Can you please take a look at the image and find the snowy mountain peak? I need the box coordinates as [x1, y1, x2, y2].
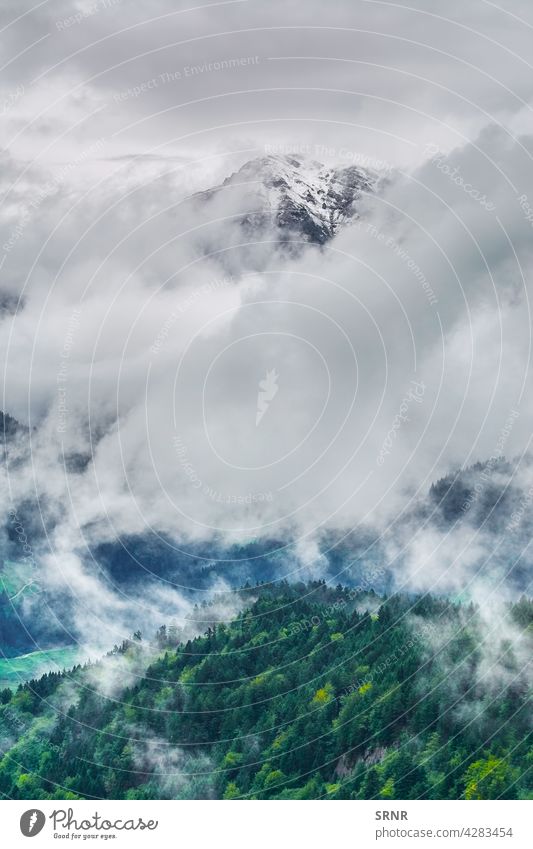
[198, 154, 377, 244]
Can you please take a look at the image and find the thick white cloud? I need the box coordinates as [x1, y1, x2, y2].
[1, 0, 533, 635]
[1, 124, 533, 550]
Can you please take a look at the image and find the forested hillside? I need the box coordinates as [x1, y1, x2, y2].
[1, 583, 531, 800]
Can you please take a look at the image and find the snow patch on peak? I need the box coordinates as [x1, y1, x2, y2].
[199, 154, 377, 244]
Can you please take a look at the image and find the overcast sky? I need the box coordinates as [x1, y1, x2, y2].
[1, 0, 533, 170]
[2, 0, 533, 567]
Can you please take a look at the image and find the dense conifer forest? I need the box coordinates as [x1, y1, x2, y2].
[1, 583, 531, 800]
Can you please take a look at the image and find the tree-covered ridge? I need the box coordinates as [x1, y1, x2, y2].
[0, 582, 531, 800]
